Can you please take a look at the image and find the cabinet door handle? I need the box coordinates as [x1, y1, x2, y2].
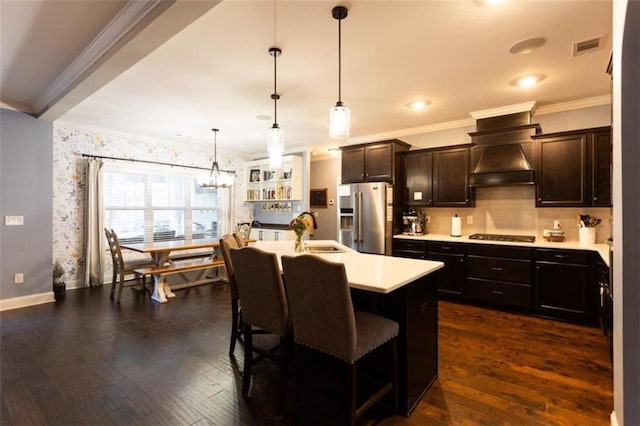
[491, 290, 504, 295]
[491, 267, 503, 271]
[594, 196, 598, 201]
[554, 254, 569, 259]
[440, 246, 451, 250]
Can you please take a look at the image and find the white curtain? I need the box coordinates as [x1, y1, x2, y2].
[84, 159, 104, 287]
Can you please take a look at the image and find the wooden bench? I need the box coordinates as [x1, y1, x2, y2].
[134, 258, 226, 291]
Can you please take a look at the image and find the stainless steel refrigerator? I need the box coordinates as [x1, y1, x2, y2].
[337, 182, 393, 255]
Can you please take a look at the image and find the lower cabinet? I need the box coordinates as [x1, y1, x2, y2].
[392, 239, 427, 259]
[534, 249, 597, 325]
[426, 242, 467, 299]
[466, 245, 532, 312]
[249, 228, 295, 241]
[393, 238, 601, 326]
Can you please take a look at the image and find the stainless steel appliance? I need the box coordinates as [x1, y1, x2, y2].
[469, 233, 536, 243]
[337, 182, 393, 255]
[402, 211, 425, 235]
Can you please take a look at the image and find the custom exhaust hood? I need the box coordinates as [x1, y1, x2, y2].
[468, 102, 541, 187]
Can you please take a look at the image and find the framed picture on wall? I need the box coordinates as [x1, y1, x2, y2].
[310, 188, 328, 208]
[249, 169, 260, 182]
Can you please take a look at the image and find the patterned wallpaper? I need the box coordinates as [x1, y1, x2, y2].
[53, 124, 252, 288]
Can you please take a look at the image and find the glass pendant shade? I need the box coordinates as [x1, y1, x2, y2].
[268, 125, 284, 169]
[329, 103, 351, 139]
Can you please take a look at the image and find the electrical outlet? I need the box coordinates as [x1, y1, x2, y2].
[466, 216, 473, 225]
[425, 215, 431, 224]
[14, 273, 24, 284]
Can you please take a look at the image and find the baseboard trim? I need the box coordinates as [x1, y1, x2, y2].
[611, 410, 618, 426]
[0, 291, 55, 312]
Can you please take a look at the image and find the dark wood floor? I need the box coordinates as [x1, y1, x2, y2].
[1, 281, 613, 425]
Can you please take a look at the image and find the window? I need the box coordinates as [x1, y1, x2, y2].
[103, 162, 231, 243]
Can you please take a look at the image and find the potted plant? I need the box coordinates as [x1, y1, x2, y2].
[53, 260, 66, 300]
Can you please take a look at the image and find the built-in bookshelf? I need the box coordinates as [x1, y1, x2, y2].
[245, 155, 302, 202]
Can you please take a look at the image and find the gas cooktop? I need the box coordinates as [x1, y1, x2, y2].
[469, 233, 536, 243]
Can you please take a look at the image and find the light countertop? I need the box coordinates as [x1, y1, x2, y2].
[394, 233, 610, 266]
[254, 240, 444, 294]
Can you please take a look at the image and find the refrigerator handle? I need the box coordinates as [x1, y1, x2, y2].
[357, 192, 364, 243]
[353, 192, 359, 243]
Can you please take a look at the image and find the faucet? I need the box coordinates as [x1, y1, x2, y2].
[299, 211, 318, 230]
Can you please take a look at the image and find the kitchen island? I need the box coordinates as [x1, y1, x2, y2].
[254, 240, 444, 415]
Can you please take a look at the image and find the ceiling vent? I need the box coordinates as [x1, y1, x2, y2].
[572, 36, 603, 57]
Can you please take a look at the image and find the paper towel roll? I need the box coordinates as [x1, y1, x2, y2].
[451, 214, 462, 237]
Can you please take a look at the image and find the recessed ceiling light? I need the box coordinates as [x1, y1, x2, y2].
[328, 148, 341, 156]
[407, 100, 430, 111]
[485, 0, 507, 5]
[511, 74, 545, 88]
[509, 37, 546, 54]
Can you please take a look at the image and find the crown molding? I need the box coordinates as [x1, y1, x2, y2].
[347, 117, 476, 145]
[469, 101, 538, 120]
[534, 95, 611, 116]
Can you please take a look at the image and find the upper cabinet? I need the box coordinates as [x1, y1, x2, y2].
[245, 155, 303, 202]
[341, 140, 410, 183]
[403, 145, 474, 207]
[432, 146, 473, 207]
[405, 150, 433, 206]
[533, 126, 611, 207]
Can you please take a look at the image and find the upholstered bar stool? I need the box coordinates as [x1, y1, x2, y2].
[282, 254, 399, 425]
[230, 246, 292, 419]
[219, 234, 243, 356]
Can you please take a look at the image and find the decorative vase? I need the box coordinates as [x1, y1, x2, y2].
[294, 234, 305, 253]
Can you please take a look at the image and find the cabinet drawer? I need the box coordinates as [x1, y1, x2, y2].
[467, 244, 532, 260]
[427, 242, 466, 255]
[393, 239, 427, 252]
[467, 278, 531, 311]
[535, 249, 590, 265]
[467, 256, 531, 284]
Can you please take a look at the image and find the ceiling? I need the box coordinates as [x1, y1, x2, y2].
[1, 0, 613, 158]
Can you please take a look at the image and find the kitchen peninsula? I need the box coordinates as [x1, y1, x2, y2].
[254, 240, 444, 415]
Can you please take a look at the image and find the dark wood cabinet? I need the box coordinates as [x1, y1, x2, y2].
[392, 238, 427, 259]
[402, 146, 473, 208]
[351, 273, 438, 415]
[340, 140, 410, 183]
[426, 242, 466, 299]
[534, 249, 597, 325]
[432, 147, 473, 207]
[466, 244, 532, 312]
[533, 126, 611, 207]
[591, 129, 612, 206]
[405, 150, 433, 206]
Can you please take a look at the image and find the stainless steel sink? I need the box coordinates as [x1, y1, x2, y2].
[305, 245, 345, 253]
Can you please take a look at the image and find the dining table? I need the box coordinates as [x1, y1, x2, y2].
[254, 239, 444, 415]
[120, 238, 220, 303]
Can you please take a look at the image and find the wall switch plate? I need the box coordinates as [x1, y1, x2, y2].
[467, 216, 473, 224]
[5, 216, 24, 226]
[14, 273, 24, 284]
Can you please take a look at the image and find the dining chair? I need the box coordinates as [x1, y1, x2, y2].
[281, 254, 399, 425]
[232, 232, 248, 247]
[219, 234, 242, 356]
[235, 222, 252, 243]
[229, 246, 291, 419]
[104, 228, 155, 303]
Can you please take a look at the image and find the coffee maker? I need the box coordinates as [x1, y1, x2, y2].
[402, 211, 425, 235]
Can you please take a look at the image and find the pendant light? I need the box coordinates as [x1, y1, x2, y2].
[268, 46, 284, 169]
[329, 5, 350, 140]
[202, 128, 233, 188]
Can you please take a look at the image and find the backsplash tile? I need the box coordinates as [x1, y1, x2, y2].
[417, 186, 611, 242]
